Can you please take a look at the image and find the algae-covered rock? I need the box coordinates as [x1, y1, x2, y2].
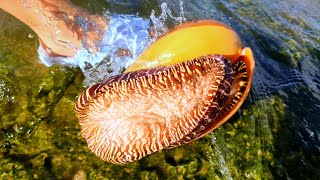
[211, 96, 286, 179]
[0, 64, 76, 153]
[0, 10, 291, 179]
[0, 10, 79, 179]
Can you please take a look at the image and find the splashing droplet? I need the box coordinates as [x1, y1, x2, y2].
[149, 2, 186, 38]
[28, 33, 34, 38]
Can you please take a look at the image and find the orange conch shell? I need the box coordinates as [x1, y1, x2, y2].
[125, 20, 243, 72]
[75, 20, 255, 164]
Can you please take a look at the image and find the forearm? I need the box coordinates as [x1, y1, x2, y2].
[0, 0, 106, 56]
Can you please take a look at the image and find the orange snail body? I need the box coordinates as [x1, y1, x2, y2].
[75, 20, 255, 164]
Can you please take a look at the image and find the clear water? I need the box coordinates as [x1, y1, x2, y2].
[0, 0, 319, 179]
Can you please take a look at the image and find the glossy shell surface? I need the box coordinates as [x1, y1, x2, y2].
[125, 20, 243, 72]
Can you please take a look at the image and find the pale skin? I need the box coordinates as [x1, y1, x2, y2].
[0, 0, 109, 57]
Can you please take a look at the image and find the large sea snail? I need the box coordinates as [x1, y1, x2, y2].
[75, 20, 255, 164]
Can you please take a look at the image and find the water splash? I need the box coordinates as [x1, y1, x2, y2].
[149, 1, 186, 39]
[211, 133, 233, 180]
[79, 2, 186, 86]
[81, 14, 151, 86]
[36, 1, 187, 86]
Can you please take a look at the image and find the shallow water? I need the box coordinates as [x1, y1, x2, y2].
[0, 0, 319, 179]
